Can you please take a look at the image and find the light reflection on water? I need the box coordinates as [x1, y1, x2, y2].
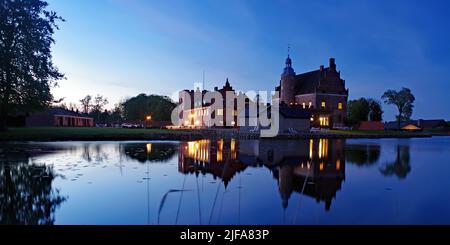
[1, 137, 450, 225]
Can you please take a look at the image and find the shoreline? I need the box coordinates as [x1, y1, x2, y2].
[0, 127, 445, 142]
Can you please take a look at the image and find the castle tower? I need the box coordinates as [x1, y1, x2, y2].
[280, 50, 296, 105]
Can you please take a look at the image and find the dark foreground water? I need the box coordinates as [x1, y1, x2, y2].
[1, 137, 450, 225]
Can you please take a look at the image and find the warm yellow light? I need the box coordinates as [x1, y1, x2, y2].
[338, 102, 343, 110]
[321, 101, 326, 108]
[146, 115, 152, 120]
[336, 159, 341, 170]
[320, 162, 324, 171]
[195, 120, 200, 126]
[310, 117, 314, 122]
[146, 143, 152, 154]
[302, 103, 306, 109]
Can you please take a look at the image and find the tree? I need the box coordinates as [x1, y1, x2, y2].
[91, 94, 108, 122]
[347, 98, 370, 125]
[368, 99, 383, 121]
[0, 0, 64, 130]
[79, 95, 92, 114]
[382, 87, 415, 129]
[347, 98, 384, 125]
[122, 94, 176, 121]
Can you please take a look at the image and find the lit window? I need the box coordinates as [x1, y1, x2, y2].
[217, 109, 223, 116]
[338, 102, 343, 110]
[319, 117, 329, 126]
[308, 102, 312, 108]
[302, 103, 306, 109]
[321, 101, 326, 108]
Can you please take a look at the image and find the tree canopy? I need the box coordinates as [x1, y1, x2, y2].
[347, 98, 383, 125]
[382, 87, 415, 129]
[122, 94, 176, 121]
[0, 0, 64, 130]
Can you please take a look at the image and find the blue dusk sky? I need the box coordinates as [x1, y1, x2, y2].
[47, 0, 450, 121]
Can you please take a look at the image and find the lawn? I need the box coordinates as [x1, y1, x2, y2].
[0, 127, 182, 141]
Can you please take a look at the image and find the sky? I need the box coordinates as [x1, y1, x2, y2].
[47, 0, 450, 121]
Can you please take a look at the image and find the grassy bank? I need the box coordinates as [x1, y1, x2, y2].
[0, 127, 192, 141]
[0, 127, 442, 142]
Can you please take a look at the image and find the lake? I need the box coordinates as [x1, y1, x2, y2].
[1, 137, 450, 225]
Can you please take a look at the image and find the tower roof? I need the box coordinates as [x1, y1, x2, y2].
[282, 46, 295, 76]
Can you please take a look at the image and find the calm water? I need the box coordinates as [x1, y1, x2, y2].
[1, 137, 450, 225]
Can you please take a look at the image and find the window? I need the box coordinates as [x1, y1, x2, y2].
[308, 102, 312, 108]
[217, 109, 223, 116]
[321, 101, 326, 108]
[302, 103, 306, 109]
[338, 102, 343, 110]
[319, 117, 329, 126]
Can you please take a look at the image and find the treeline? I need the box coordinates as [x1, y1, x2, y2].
[347, 87, 416, 128]
[54, 93, 176, 123]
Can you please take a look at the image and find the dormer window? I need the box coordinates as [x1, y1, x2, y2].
[321, 101, 326, 108]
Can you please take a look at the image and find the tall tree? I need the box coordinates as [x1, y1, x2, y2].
[0, 0, 64, 130]
[368, 99, 383, 122]
[79, 95, 92, 114]
[91, 94, 108, 122]
[347, 98, 370, 125]
[122, 94, 176, 121]
[382, 87, 415, 129]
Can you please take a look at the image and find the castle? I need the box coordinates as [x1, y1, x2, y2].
[276, 55, 349, 128]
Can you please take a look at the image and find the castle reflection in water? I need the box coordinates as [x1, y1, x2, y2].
[178, 138, 346, 211]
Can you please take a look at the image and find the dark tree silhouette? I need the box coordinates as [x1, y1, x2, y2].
[122, 94, 176, 121]
[382, 88, 415, 129]
[0, 162, 66, 225]
[346, 144, 381, 166]
[0, 0, 65, 130]
[379, 145, 411, 179]
[122, 143, 177, 163]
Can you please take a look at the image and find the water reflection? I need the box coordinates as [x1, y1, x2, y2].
[380, 145, 411, 179]
[179, 139, 248, 187]
[346, 144, 381, 167]
[179, 139, 346, 211]
[122, 143, 177, 163]
[0, 137, 428, 224]
[0, 155, 66, 225]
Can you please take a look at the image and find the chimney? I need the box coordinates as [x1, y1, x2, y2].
[320, 65, 324, 72]
[214, 86, 218, 91]
[329, 58, 336, 71]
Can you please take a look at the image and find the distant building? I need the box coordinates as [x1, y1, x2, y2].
[26, 108, 94, 127]
[178, 79, 251, 128]
[275, 55, 349, 129]
[357, 121, 385, 131]
[385, 119, 448, 131]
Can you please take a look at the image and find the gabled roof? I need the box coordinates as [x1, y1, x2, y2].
[294, 69, 327, 94]
[47, 108, 91, 118]
[358, 121, 385, 131]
